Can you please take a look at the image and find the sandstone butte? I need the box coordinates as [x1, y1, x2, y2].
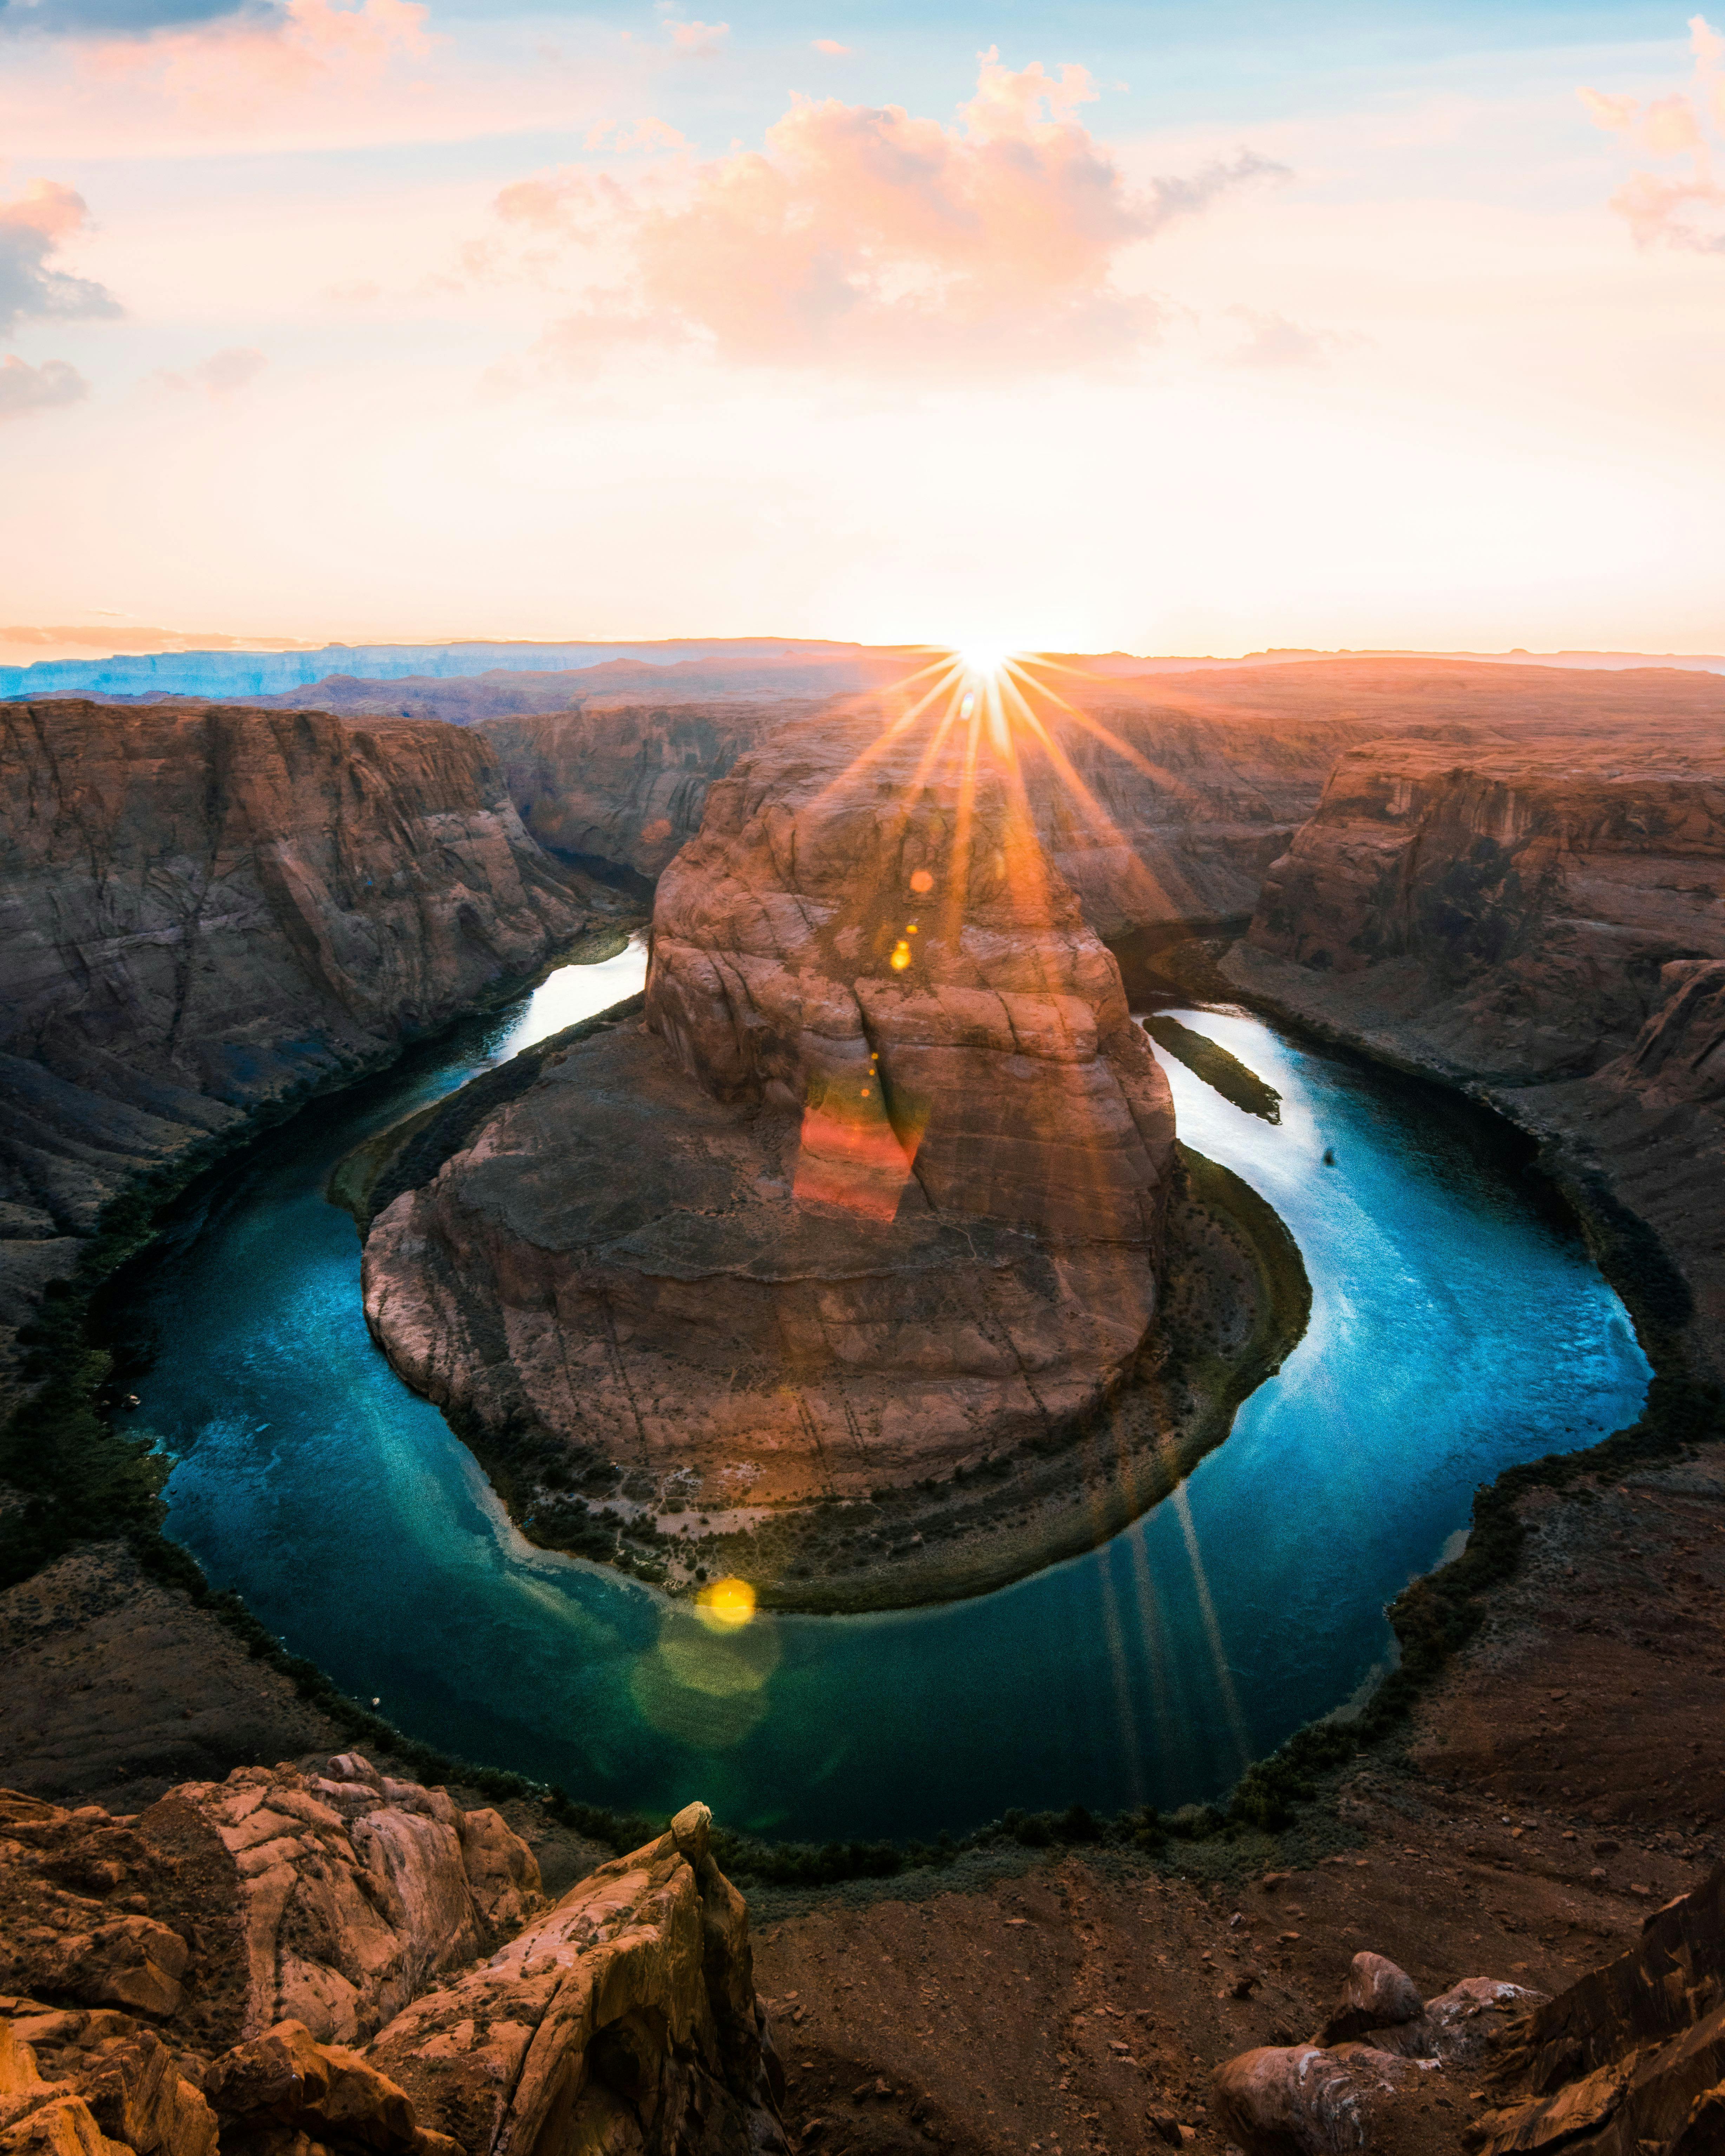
[0, 699, 616, 1407]
[360, 702, 1179, 1552]
[1223, 732, 1725, 1380]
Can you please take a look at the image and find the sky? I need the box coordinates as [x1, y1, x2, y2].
[1, 1, 1722, 656]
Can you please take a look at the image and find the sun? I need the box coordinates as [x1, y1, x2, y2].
[955, 642, 1014, 680]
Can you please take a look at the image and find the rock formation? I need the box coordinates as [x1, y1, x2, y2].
[1226, 735, 1725, 1377]
[0, 1768, 783, 2156]
[0, 700, 611, 1403]
[1470, 1860, 1725, 2155]
[1212, 1946, 1550, 2154]
[361, 701, 1179, 1598]
[480, 704, 804, 882]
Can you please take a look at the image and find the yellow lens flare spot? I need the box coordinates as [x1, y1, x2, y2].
[889, 939, 913, 972]
[909, 869, 934, 894]
[694, 1575, 757, 1631]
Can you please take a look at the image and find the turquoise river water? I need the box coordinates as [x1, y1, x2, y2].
[122, 941, 1650, 1841]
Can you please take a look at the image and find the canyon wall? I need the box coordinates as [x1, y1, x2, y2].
[1226, 737, 1725, 1373]
[361, 705, 1178, 1592]
[480, 702, 809, 880]
[0, 699, 605, 1400]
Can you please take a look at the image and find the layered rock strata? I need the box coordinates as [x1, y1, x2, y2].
[0, 700, 608, 1401]
[362, 706, 1179, 1591]
[1227, 738, 1725, 1377]
[0, 1770, 783, 2156]
[480, 703, 805, 881]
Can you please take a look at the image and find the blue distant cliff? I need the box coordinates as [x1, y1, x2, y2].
[0, 637, 865, 702]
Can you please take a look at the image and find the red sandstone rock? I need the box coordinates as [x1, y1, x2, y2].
[361, 704, 1177, 1552]
[0, 700, 604, 1405]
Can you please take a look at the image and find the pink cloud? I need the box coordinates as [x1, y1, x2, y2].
[1580, 14, 1725, 251]
[812, 40, 852, 58]
[584, 116, 687, 153]
[155, 346, 268, 396]
[0, 179, 120, 335]
[78, 0, 431, 122]
[486, 49, 1285, 377]
[0, 354, 87, 420]
[664, 18, 728, 58]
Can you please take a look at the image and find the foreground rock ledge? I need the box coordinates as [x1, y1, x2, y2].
[361, 704, 1181, 1586]
[0, 1764, 786, 2156]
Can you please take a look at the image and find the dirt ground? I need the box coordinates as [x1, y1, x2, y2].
[2, 1443, 1721, 2154]
[746, 1440, 1725, 2156]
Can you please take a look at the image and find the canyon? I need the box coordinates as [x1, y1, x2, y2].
[0, 699, 621, 1406]
[1225, 730, 1725, 1380]
[6, 651, 1725, 2154]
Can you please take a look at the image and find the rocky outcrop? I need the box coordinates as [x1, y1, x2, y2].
[0, 700, 609, 1402]
[0, 1776, 781, 2156]
[368, 1800, 783, 2156]
[1243, 741, 1725, 1081]
[1226, 737, 1725, 1376]
[1470, 1862, 1725, 2156]
[0, 1763, 539, 2055]
[481, 704, 805, 881]
[361, 703, 1179, 1600]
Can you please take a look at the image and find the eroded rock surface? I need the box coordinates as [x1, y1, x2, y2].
[1471, 1861, 1725, 2156]
[0, 1780, 781, 2156]
[0, 701, 608, 1402]
[362, 705, 1178, 1593]
[0, 1761, 540, 2055]
[482, 703, 818, 881]
[1227, 735, 1725, 1375]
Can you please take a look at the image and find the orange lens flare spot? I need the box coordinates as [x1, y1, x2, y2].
[695, 1577, 757, 1631]
[889, 939, 913, 971]
[909, 869, 934, 894]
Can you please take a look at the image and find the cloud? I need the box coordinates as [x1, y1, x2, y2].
[1580, 13, 1725, 252]
[1143, 150, 1290, 234]
[812, 39, 851, 57]
[1226, 307, 1327, 368]
[664, 16, 725, 57]
[0, 351, 87, 416]
[73, 0, 429, 117]
[486, 48, 1286, 377]
[584, 114, 685, 153]
[156, 344, 267, 394]
[0, 0, 263, 36]
[0, 179, 121, 335]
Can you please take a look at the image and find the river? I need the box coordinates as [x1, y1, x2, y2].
[124, 941, 1649, 1842]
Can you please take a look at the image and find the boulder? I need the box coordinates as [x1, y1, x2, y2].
[1210, 2039, 1426, 2154]
[1317, 1952, 1424, 2046]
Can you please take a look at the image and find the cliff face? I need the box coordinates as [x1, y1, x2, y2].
[0, 1772, 785, 2156]
[1228, 737, 1725, 1372]
[480, 702, 806, 881]
[1245, 741, 1725, 1079]
[0, 700, 601, 1397]
[361, 705, 1179, 1599]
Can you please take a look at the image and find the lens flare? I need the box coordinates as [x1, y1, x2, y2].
[694, 1575, 758, 1631]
